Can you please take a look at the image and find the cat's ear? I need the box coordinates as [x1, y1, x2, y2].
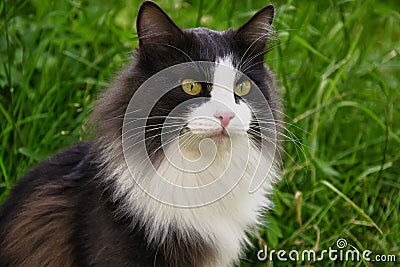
[235, 4, 275, 47]
[137, 1, 183, 47]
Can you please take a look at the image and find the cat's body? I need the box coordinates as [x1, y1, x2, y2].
[0, 2, 282, 266]
[0, 141, 215, 266]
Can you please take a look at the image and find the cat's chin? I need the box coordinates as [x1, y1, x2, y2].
[203, 129, 232, 142]
[180, 129, 249, 150]
[196, 127, 227, 137]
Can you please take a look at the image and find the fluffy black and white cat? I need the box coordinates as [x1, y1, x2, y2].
[0, 1, 282, 266]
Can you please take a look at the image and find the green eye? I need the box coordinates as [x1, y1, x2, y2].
[234, 80, 251, 96]
[181, 79, 202, 95]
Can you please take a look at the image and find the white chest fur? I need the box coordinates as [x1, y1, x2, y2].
[107, 135, 278, 266]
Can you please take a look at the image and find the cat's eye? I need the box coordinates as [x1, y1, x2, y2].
[234, 80, 251, 96]
[181, 79, 202, 96]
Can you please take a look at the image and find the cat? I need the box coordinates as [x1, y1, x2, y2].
[0, 1, 282, 266]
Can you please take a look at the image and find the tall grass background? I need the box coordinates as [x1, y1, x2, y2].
[1, 0, 399, 266]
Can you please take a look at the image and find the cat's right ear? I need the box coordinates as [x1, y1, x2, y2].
[137, 1, 183, 47]
[235, 4, 275, 48]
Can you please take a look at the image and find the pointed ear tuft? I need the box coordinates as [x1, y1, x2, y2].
[235, 4, 275, 46]
[136, 1, 183, 46]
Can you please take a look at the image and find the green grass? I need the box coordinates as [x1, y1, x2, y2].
[1, 0, 399, 266]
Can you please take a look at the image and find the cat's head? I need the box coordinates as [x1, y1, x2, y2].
[122, 1, 281, 157]
[92, 1, 282, 206]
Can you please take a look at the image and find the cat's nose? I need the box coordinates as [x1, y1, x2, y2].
[214, 111, 235, 128]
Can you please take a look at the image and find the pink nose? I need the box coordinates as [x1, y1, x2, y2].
[214, 111, 235, 128]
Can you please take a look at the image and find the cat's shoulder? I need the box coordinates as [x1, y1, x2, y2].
[9, 141, 92, 190]
[0, 141, 95, 218]
[0, 141, 96, 265]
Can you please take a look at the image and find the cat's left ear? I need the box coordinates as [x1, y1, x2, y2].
[136, 1, 183, 47]
[235, 4, 275, 47]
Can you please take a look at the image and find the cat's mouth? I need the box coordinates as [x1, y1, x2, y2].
[180, 125, 235, 140]
[219, 128, 229, 136]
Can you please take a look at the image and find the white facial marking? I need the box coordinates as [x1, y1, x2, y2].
[186, 56, 252, 138]
[211, 57, 236, 100]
